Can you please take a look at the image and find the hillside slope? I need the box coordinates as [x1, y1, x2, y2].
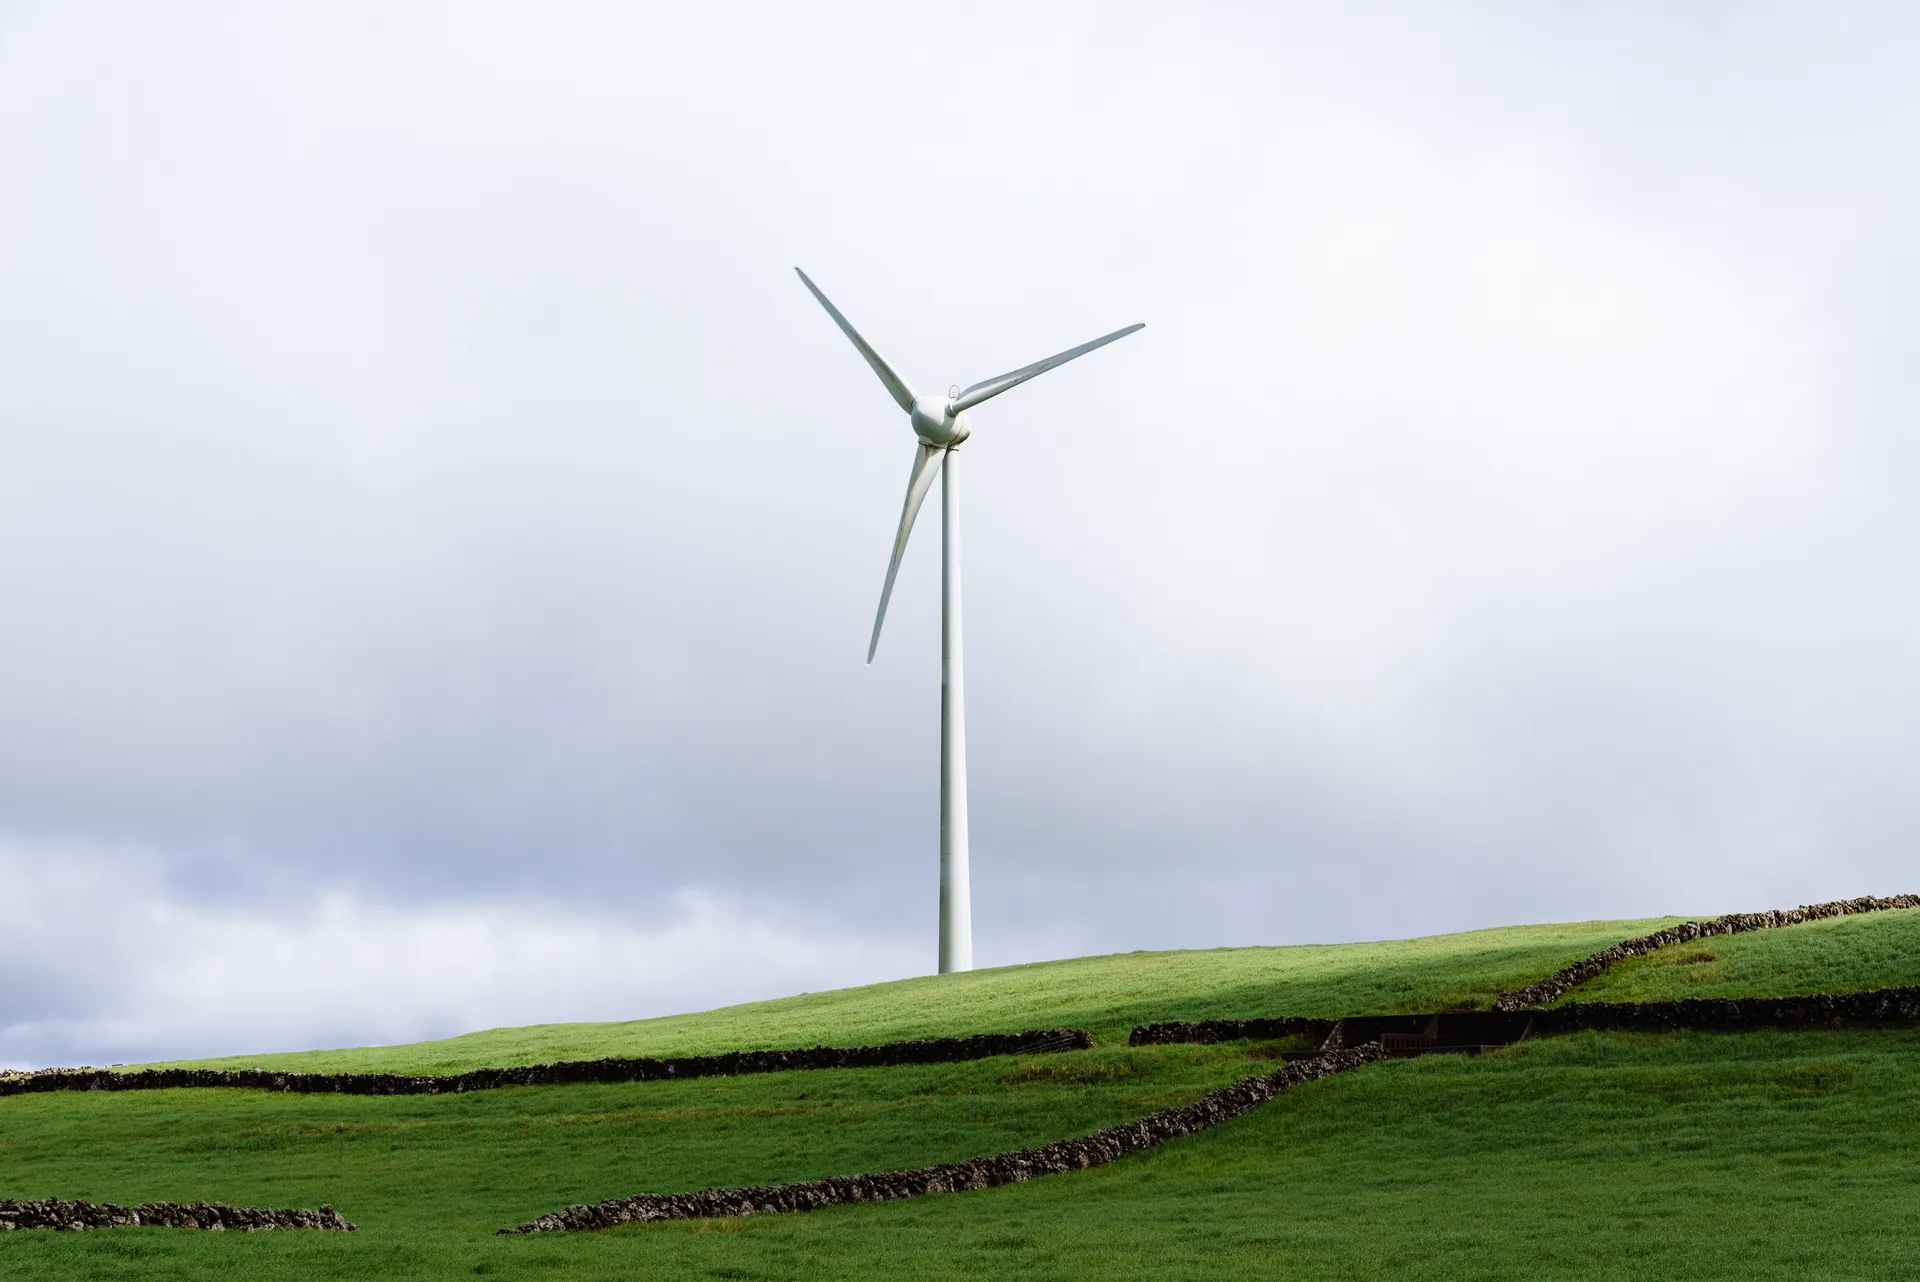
[152, 916, 1678, 1073]
[5, 907, 1918, 1281]
[1557, 906, 1920, 1005]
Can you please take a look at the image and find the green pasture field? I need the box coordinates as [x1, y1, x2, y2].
[1560, 906, 1920, 1005]
[6, 909, 1919, 1280]
[149, 916, 1679, 1073]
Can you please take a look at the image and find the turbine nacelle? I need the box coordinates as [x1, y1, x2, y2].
[910, 398, 970, 447]
[793, 265, 1141, 662]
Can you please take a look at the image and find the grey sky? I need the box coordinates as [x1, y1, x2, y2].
[2, 2, 1917, 1066]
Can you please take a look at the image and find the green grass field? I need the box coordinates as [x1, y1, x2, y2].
[148, 916, 1680, 1073]
[1559, 906, 1920, 1005]
[5, 910, 1919, 1280]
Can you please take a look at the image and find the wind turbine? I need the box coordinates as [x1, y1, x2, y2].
[795, 267, 1143, 974]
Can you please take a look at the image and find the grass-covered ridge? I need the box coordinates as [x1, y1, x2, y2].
[0, 1046, 1259, 1242]
[6, 905, 1919, 1280]
[150, 917, 1677, 1074]
[1558, 906, 1920, 1005]
[9, 1030, 1920, 1279]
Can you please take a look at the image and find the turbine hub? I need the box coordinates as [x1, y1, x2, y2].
[910, 397, 970, 447]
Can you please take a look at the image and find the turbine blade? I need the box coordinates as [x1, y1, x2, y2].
[795, 267, 919, 413]
[950, 322, 1144, 414]
[868, 442, 946, 663]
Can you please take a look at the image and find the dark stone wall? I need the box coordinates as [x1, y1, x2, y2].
[0, 1198, 355, 1232]
[0, 1028, 1092, 1099]
[1130, 1012, 1542, 1052]
[1130, 989, 1920, 1049]
[1130, 1016, 1335, 1046]
[1534, 986, 1920, 1034]
[498, 1043, 1390, 1233]
[1491, 894, 1919, 1011]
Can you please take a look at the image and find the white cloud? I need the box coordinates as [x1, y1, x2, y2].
[0, 2, 1917, 1062]
[0, 842, 921, 1069]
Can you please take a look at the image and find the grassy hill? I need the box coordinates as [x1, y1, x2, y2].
[1557, 906, 1920, 1005]
[149, 916, 1681, 1073]
[5, 910, 1919, 1280]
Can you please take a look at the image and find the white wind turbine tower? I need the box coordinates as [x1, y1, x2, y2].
[796, 268, 1143, 974]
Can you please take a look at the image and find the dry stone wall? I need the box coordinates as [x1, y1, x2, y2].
[1130, 1016, 1336, 1046]
[1534, 986, 1920, 1034]
[498, 1043, 1390, 1233]
[1130, 989, 1920, 1048]
[0, 1028, 1092, 1099]
[0, 1198, 355, 1232]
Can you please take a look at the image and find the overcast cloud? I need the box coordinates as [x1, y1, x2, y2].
[2, 2, 1917, 1067]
